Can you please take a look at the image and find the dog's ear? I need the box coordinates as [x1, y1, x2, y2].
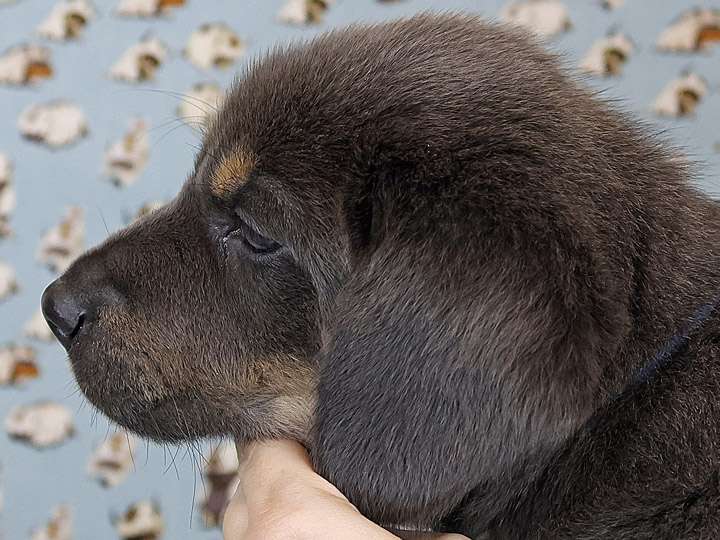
[312, 167, 620, 527]
[340, 153, 400, 267]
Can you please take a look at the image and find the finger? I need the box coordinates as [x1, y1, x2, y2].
[222, 481, 249, 540]
[236, 439, 347, 502]
[386, 529, 471, 540]
[236, 439, 312, 478]
[236, 439, 313, 501]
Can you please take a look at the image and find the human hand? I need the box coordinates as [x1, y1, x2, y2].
[222, 439, 470, 540]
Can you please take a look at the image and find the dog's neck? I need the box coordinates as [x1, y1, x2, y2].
[610, 196, 720, 396]
[464, 198, 720, 538]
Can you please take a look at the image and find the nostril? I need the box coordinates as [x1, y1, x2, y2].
[71, 312, 86, 339]
[41, 279, 88, 350]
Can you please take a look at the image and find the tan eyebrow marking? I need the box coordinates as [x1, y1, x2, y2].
[210, 149, 257, 197]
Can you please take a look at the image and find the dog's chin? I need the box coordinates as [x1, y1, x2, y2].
[65, 355, 207, 443]
[68, 353, 314, 445]
[98, 398, 206, 443]
[73, 378, 214, 443]
[77, 384, 269, 444]
[87, 392, 313, 446]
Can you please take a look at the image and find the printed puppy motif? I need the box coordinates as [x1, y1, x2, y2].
[88, 430, 136, 487]
[42, 15, 720, 539]
[277, 0, 335, 26]
[656, 8, 720, 53]
[37, 0, 94, 41]
[596, 0, 627, 9]
[579, 32, 634, 77]
[115, 502, 164, 540]
[0, 344, 39, 386]
[200, 442, 239, 527]
[0, 45, 53, 86]
[5, 401, 75, 448]
[102, 118, 150, 187]
[499, 0, 571, 38]
[109, 38, 167, 83]
[18, 101, 88, 148]
[0, 153, 14, 239]
[0, 261, 18, 302]
[36, 206, 85, 272]
[116, 0, 184, 18]
[651, 72, 708, 117]
[28, 506, 72, 540]
[176, 83, 225, 129]
[184, 24, 244, 70]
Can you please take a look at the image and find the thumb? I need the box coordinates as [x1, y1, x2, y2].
[387, 528, 472, 539]
[221, 479, 249, 540]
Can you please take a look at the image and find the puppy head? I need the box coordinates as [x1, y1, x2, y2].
[41, 190, 321, 443]
[41, 14, 659, 523]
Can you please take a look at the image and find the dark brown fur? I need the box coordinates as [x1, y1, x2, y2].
[42, 14, 720, 539]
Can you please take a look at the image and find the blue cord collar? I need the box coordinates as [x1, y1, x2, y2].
[632, 296, 718, 387]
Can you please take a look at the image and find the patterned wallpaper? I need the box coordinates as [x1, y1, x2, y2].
[0, 0, 718, 538]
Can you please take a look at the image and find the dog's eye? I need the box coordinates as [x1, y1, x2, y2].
[225, 222, 282, 255]
[242, 227, 282, 254]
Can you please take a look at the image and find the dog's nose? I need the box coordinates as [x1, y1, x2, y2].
[41, 279, 88, 350]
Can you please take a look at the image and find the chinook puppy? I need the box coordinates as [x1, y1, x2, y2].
[42, 14, 720, 539]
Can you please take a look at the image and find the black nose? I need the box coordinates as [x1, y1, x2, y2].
[41, 279, 87, 350]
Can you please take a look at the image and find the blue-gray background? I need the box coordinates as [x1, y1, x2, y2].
[0, 0, 718, 538]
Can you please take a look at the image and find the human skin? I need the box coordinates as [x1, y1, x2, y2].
[222, 440, 471, 540]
